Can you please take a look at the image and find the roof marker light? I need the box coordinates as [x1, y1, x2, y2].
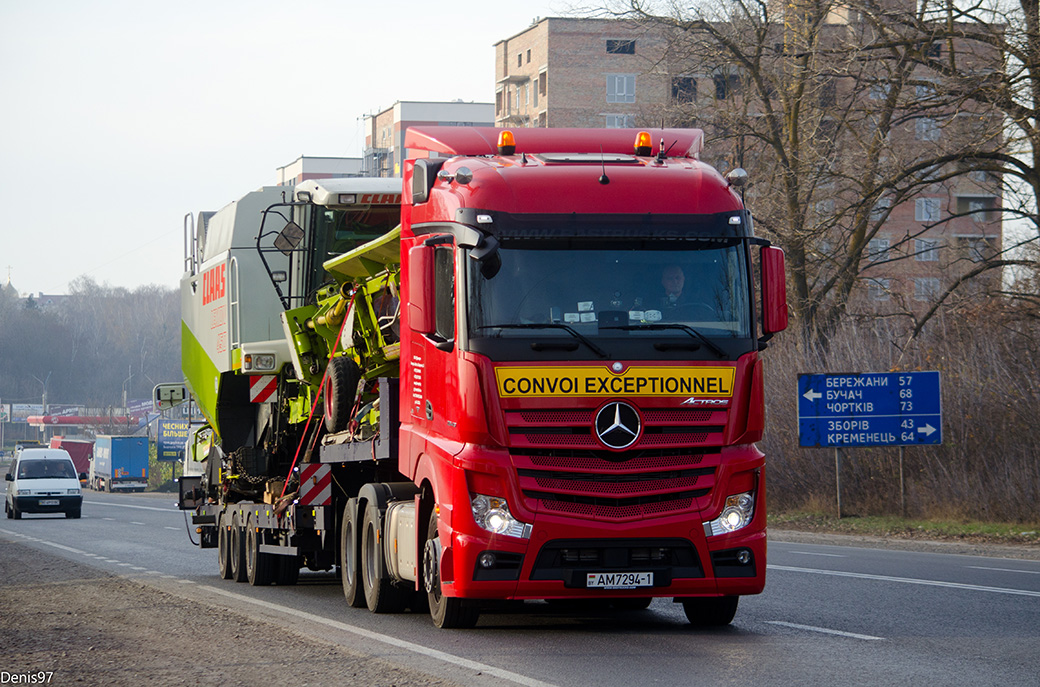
[498, 130, 516, 155]
[634, 131, 653, 156]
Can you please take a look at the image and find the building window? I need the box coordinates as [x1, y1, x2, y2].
[956, 196, 997, 222]
[526, 49, 531, 64]
[606, 39, 635, 54]
[957, 236, 993, 262]
[915, 117, 941, 141]
[915, 198, 941, 222]
[538, 111, 547, 127]
[714, 72, 741, 100]
[605, 114, 635, 128]
[869, 82, 891, 100]
[671, 76, 697, 103]
[868, 278, 891, 302]
[914, 277, 941, 301]
[518, 53, 522, 68]
[871, 197, 892, 221]
[539, 71, 548, 96]
[868, 237, 891, 262]
[495, 91, 503, 115]
[915, 238, 941, 262]
[606, 74, 636, 103]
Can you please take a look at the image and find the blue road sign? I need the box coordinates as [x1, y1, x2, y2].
[798, 371, 942, 448]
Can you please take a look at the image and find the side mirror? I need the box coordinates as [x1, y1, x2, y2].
[274, 222, 305, 255]
[760, 246, 788, 337]
[408, 244, 436, 335]
[5, 473, 13, 481]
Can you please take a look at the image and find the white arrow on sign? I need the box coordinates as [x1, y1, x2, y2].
[917, 424, 937, 436]
[803, 389, 823, 402]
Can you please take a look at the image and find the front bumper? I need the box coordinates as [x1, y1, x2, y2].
[13, 495, 82, 514]
[442, 510, 766, 601]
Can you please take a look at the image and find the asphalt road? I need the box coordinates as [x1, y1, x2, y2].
[2, 491, 1038, 687]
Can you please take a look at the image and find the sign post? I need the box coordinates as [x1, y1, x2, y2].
[798, 371, 942, 517]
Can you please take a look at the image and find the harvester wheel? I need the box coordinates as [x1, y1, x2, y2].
[324, 357, 362, 434]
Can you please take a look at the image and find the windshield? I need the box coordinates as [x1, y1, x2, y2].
[17, 459, 77, 480]
[307, 205, 400, 292]
[467, 238, 752, 355]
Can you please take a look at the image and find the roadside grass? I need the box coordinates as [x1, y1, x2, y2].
[769, 510, 1040, 546]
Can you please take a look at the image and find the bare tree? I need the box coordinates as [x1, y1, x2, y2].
[600, 0, 1032, 339]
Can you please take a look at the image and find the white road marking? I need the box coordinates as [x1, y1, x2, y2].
[130, 566, 147, 571]
[788, 551, 847, 558]
[967, 566, 1040, 575]
[769, 564, 1040, 597]
[164, 527, 179, 531]
[83, 500, 178, 513]
[200, 585, 559, 687]
[130, 521, 145, 525]
[766, 621, 883, 641]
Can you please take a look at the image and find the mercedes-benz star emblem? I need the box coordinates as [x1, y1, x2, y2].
[595, 401, 642, 450]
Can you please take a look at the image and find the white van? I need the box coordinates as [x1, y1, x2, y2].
[5, 448, 83, 519]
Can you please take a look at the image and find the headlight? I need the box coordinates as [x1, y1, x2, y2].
[705, 492, 755, 536]
[16, 489, 30, 496]
[470, 494, 532, 539]
[67, 489, 81, 495]
[244, 353, 276, 371]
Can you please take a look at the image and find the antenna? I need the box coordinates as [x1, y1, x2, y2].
[599, 146, 610, 185]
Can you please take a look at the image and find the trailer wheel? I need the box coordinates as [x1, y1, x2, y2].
[360, 505, 409, 613]
[340, 500, 365, 607]
[681, 596, 738, 626]
[324, 357, 362, 434]
[245, 517, 274, 586]
[229, 524, 248, 583]
[217, 525, 233, 580]
[424, 511, 479, 629]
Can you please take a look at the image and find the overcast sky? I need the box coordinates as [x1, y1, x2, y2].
[0, 0, 569, 297]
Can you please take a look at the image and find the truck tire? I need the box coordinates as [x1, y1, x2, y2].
[229, 524, 248, 583]
[340, 500, 365, 607]
[217, 525, 234, 580]
[424, 511, 479, 629]
[681, 596, 738, 626]
[360, 505, 409, 613]
[324, 357, 362, 434]
[245, 516, 274, 586]
[65, 508, 81, 519]
[274, 555, 299, 585]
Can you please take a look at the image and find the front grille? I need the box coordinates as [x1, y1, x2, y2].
[504, 404, 726, 522]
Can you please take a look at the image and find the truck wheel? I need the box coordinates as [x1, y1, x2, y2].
[229, 524, 248, 583]
[217, 525, 233, 580]
[66, 508, 82, 519]
[340, 500, 365, 607]
[245, 517, 274, 586]
[360, 505, 409, 613]
[681, 596, 738, 626]
[324, 357, 362, 434]
[274, 555, 299, 585]
[424, 511, 479, 629]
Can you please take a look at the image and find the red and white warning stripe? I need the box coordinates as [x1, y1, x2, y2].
[248, 375, 277, 403]
[298, 464, 332, 506]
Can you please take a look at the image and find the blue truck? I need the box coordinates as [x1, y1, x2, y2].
[91, 435, 149, 492]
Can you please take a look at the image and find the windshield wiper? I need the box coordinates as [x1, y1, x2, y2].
[601, 323, 727, 358]
[475, 323, 609, 358]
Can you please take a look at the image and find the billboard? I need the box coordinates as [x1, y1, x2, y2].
[157, 419, 190, 462]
